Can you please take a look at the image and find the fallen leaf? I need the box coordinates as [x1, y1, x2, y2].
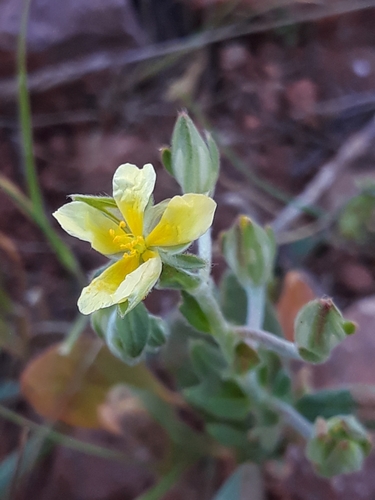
[21, 336, 176, 428]
[277, 271, 316, 342]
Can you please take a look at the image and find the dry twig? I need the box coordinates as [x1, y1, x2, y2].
[271, 115, 375, 233]
[1, 0, 375, 97]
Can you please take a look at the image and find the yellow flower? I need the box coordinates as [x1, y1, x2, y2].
[53, 163, 216, 315]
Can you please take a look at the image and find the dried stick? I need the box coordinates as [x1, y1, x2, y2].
[1, 0, 375, 97]
[271, 115, 375, 233]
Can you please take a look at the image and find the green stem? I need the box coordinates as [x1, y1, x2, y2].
[18, 0, 43, 212]
[192, 281, 235, 362]
[198, 227, 212, 282]
[235, 326, 301, 360]
[0, 404, 144, 464]
[59, 314, 88, 355]
[241, 375, 313, 441]
[268, 397, 313, 440]
[136, 457, 192, 500]
[245, 285, 266, 330]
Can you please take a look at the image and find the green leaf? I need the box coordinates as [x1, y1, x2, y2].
[233, 342, 260, 375]
[206, 423, 246, 448]
[296, 389, 356, 422]
[190, 340, 227, 379]
[271, 370, 291, 398]
[212, 463, 265, 500]
[180, 291, 211, 333]
[147, 315, 169, 350]
[219, 271, 247, 325]
[184, 379, 251, 421]
[158, 264, 201, 290]
[160, 252, 207, 270]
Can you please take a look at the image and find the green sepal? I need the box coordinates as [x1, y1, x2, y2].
[105, 303, 151, 364]
[221, 216, 275, 288]
[170, 112, 219, 195]
[90, 305, 114, 340]
[295, 298, 356, 364]
[117, 301, 129, 318]
[160, 146, 173, 176]
[70, 195, 121, 222]
[306, 415, 372, 477]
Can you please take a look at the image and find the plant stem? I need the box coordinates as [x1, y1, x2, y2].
[235, 326, 301, 360]
[198, 227, 212, 282]
[245, 285, 266, 330]
[59, 314, 88, 355]
[192, 281, 235, 359]
[268, 397, 313, 440]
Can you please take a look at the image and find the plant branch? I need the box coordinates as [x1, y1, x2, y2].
[268, 397, 313, 440]
[235, 326, 301, 360]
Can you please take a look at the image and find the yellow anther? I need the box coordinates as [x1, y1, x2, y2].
[109, 228, 115, 237]
[119, 220, 126, 229]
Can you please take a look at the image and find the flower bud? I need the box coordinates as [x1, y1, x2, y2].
[306, 416, 371, 477]
[221, 215, 276, 288]
[295, 298, 356, 364]
[167, 112, 219, 195]
[91, 303, 168, 364]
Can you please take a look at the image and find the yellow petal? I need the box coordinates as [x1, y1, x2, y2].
[53, 201, 126, 256]
[113, 163, 156, 237]
[113, 253, 162, 313]
[146, 194, 216, 248]
[78, 254, 140, 315]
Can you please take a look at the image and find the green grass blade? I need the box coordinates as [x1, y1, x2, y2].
[0, 174, 83, 280]
[16, 0, 83, 280]
[17, 0, 43, 213]
[0, 404, 142, 464]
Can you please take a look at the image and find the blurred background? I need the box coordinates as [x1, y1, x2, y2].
[3, 0, 375, 498]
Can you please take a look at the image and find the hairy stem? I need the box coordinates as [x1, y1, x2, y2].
[235, 325, 301, 360]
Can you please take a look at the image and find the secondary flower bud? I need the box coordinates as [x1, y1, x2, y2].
[294, 298, 356, 364]
[306, 416, 371, 477]
[221, 215, 276, 288]
[168, 112, 219, 195]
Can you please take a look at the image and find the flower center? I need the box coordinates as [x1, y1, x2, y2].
[109, 221, 147, 257]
